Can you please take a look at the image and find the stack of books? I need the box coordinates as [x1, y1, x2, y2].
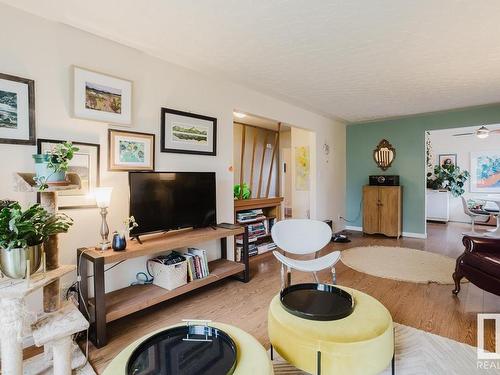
[257, 242, 277, 254]
[184, 248, 209, 281]
[236, 209, 266, 223]
[235, 243, 258, 261]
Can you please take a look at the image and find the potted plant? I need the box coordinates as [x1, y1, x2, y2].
[0, 201, 73, 278]
[33, 141, 79, 190]
[233, 183, 251, 200]
[426, 164, 470, 197]
[112, 216, 138, 251]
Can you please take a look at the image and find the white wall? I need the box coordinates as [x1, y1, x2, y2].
[428, 126, 500, 222]
[0, 4, 346, 311]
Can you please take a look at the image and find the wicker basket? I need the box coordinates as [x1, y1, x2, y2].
[148, 259, 188, 290]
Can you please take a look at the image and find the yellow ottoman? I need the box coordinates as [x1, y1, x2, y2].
[103, 322, 273, 374]
[268, 286, 393, 375]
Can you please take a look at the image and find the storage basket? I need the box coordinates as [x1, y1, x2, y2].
[148, 259, 188, 290]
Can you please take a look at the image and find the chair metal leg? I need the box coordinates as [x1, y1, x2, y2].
[317, 351, 321, 375]
[331, 267, 336, 285]
[270, 344, 274, 361]
[287, 266, 291, 287]
[471, 217, 476, 233]
[313, 272, 319, 283]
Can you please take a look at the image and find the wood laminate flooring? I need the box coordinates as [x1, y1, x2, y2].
[87, 222, 500, 373]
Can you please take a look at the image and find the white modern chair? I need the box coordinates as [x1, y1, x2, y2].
[461, 196, 490, 235]
[271, 219, 341, 289]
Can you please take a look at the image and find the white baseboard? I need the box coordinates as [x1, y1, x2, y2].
[344, 226, 427, 239]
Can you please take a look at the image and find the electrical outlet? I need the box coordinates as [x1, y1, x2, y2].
[337, 215, 343, 221]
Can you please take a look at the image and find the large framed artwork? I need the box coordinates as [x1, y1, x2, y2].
[161, 107, 217, 156]
[73, 66, 132, 125]
[0, 73, 35, 145]
[295, 146, 310, 191]
[470, 151, 500, 193]
[37, 139, 100, 209]
[108, 129, 155, 171]
[438, 153, 457, 167]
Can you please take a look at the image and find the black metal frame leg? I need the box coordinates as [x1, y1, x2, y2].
[270, 344, 274, 361]
[317, 351, 321, 375]
[92, 257, 107, 348]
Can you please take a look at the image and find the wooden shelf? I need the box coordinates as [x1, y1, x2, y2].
[80, 226, 244, 264]
[234, 197, 283, 210]
[91, 259, 245, 323]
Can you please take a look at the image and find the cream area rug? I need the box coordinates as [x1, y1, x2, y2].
[272, 323, 494, 374]
[340, 246, 461, 284]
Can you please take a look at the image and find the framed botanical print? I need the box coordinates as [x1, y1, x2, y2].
[470, 151, 500, 193]
[73, 66, 132, 125]
[108, 129, 155, 171]
[0, 73, 35, 145]
[161, 107, 217, 156]
[438, 153, 457, 167]
[37, 139, 100, 209]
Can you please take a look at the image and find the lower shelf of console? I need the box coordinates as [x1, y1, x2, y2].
[89, 259, 245, 323]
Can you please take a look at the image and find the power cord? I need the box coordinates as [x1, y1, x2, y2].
[339, 198, 363, 223]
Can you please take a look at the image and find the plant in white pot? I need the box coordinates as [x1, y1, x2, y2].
[33, 141, 79, 191]
[0, 201, 73, 278]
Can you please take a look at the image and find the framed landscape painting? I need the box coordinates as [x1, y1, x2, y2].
[73, 66, 132, 125]
[161, 107, 217, 156]
[438, 153, 457, 167]
[470, 151, 500, 193]
[0, 73, 35, 145]
[38, 139, 100, 209]
[108, 129, 155, 171]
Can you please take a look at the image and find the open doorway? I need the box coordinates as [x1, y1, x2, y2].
[425, 124, 500, 236]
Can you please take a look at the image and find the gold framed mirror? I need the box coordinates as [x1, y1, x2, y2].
[373, 139, 396, 171]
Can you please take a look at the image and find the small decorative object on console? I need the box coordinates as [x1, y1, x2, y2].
[94, 187, 113, 251]
[369, 175, 400, 186]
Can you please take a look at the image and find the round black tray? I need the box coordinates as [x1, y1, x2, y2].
[280, 283, 354, 321]
[127, 324, 237, 375]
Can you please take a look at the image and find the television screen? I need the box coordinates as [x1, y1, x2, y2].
[129, 172, 216, 237]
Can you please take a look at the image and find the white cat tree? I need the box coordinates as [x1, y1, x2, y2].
[0, 173, 94, 375]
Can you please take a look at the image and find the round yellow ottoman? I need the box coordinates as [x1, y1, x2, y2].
[103, 322, 274, 374]
[268, 286, 393, 375]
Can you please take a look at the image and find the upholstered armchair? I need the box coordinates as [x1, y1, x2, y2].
[453, 235, 500, 296]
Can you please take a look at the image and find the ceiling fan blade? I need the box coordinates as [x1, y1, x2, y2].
[453, 132, 474, 136]
[490, 129, 500, 134]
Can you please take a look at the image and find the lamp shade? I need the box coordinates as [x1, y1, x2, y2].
[94, 187, 113, 208]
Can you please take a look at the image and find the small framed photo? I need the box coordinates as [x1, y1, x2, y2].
[0, 73, 35, 145]
[438, 153, 457, 167]
[108, 129, 155, 171]
[161, 107, 217, 156]
[73, 66, 132, 125]
[38, 139, 100, 209]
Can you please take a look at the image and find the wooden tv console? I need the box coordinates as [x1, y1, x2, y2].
[77, 226, 249, 348]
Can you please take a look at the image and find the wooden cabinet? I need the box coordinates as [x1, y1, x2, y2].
[363, 186, 402, 238]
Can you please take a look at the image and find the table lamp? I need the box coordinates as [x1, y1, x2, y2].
[94, 187, 113, 251]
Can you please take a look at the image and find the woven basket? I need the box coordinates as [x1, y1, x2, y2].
[148, 259, 187, 290]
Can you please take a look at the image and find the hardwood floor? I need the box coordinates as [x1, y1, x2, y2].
[87, 222, 500, 373]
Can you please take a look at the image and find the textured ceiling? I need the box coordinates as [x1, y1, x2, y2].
[4, 0, 500, 122]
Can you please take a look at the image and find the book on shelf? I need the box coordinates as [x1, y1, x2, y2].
[236, 209, 266, 223]
[257, 242, 277, 254]
[183, 248, 210, 281]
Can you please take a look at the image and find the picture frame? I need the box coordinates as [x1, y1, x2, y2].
[73, 66, 132, 125]
[161, 107, 217, 156]
[37, 139, 100, 209]
[108, 129, 155, 171]
[438, 153, 457, 167]
[0, 73, 35, 145]
[470, 151, 500, 193]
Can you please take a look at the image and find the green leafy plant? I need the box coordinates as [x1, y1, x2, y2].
[34, 141, 79, 191]
[233, 183, 251, 199]
[426, 164, 470, 197]
[0, 202, 73, 250]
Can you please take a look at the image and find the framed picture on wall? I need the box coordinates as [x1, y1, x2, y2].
[73, 66, 132, 125]
[0, 73, 35, 145]
[438, 153, 457, 167]
[108, 129, 155, 171]
[160, 107, 217, 156]
[470, 151, 500, 193]
[37, 139, 100, 209]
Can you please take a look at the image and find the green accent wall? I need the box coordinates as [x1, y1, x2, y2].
[346, 105, 500, 235]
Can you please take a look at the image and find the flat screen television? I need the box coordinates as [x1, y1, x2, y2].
[129, 172, 217, 238]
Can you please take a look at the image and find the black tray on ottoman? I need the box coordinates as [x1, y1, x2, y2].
[127, 324, 237, 375]
[280, 283, 355, 321]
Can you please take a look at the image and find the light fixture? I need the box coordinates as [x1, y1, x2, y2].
[476, 126, 490, 139]
[233, 112, 246, 119]
[94, 187, 113, 250]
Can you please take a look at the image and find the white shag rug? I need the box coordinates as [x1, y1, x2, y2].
[272, 323, 494, 374]
[340, 246, 463, 284]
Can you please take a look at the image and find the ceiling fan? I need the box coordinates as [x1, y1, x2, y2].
[453, 125, 500, 139]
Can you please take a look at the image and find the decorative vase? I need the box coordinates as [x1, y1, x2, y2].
[112, 232, 127, 251]
[33, 154, 66, 183]
[0, 245, 42, 279]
